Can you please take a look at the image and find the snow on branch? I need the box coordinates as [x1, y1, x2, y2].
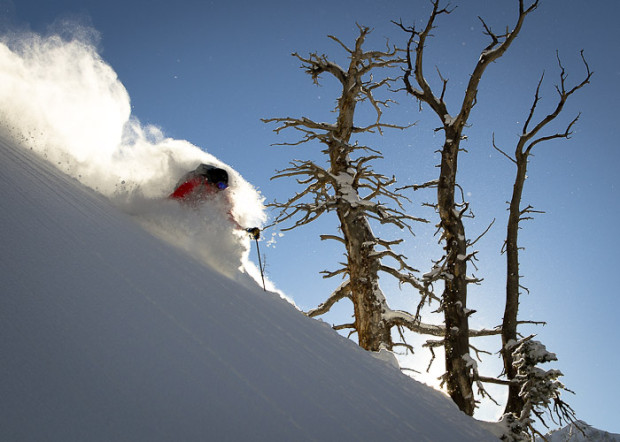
[384, 309, 445, 337]
[382, 302, 501, 339]
[504, 336, 580, 440]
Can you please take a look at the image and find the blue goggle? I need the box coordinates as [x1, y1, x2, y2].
[216, 182, 228, 190]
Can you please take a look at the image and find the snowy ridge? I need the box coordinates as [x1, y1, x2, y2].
[0, 134, 497, 440]
[537, 421, 620, 442]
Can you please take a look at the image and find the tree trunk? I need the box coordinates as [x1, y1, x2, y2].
[502, 154, 527, 415]
[339, 207, 392, 351]
[329, 70, 392, 351]
[438, 128, 475, 416]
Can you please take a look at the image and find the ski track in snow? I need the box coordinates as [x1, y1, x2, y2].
[0, 133, 497, 441]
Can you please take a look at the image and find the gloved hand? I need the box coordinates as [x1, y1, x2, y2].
[246, 227, 260, 240]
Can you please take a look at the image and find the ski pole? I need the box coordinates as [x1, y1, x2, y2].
[254, 237, 266, 291]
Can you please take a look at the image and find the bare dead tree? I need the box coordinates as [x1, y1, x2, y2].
[493, 51, 592, 421]
[264, 25, 442, 352]
[396, 0, 539, 416]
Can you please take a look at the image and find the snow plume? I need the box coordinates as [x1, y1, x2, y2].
[0, 24, 267, 285]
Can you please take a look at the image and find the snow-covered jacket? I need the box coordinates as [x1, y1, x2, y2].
[169, 171, 242, 229]
[169, 174, 218, 202]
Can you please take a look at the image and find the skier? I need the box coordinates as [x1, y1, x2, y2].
[170, 163, 260, 240]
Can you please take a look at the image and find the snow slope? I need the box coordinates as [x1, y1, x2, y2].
[0, 30, 268, 289]
[0, 134, 497, 441]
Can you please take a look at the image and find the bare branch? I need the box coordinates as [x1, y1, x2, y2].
[396, 179, 439, 192]
[320, 266, 348, 279]
[333, 323, 356, 331]
[455, 0, 539, 128]
[292, 51, 347, 85]
[327, 32, 355, 54]
[517, 320, 547, 327]
[492, 133, 517, 164]
[523, 71, 545, 134]
[262, 116, 336, 134]
[306, 281, 351, 317]
[393, 1, 453, 123]
[520, 51, 593, 157]
[319, 234, 346, 244]
[478, 376, 517, 386]
[467, 218, 495, 247]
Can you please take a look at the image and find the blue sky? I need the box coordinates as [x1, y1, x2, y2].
[4, 0, 619, 433]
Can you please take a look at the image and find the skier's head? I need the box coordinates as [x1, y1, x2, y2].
[207, 167, 229, 190]
[195, 164, 228, 190]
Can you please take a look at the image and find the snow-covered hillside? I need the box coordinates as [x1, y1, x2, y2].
[0, 132, 500, 440]
[538, 421, 620, 442]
